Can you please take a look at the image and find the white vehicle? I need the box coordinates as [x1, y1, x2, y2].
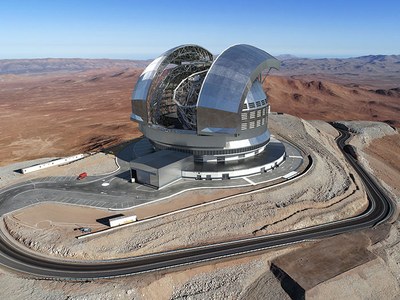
[109, 215, 137, 227]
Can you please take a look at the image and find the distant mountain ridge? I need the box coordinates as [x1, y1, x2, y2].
[0, 58, 151, 74]
[275, 54, 299, 60]
[0, 55, 399, 78]
[278, 54, 400, 77]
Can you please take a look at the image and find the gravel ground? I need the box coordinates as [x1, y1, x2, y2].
[334, 120, 396, 144]
[369, 220, 400, 291]
[171, 260, 265, 299]
[171, 258, 289, 300]
[3, 114, 367, 262]
[0, 272, 141, 300]
[0, 152, 118, 189]
[335, 120, 399, 203]
[307, 257, 399, 299]
[0, 246, 295, 300]
[1, 115, 384, 299]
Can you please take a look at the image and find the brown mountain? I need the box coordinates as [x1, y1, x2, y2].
[264, 76, 399, 127]
[276, 54, 400, 88]
[0, 55, 399, 165]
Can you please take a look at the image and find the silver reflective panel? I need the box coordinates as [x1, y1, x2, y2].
[131, 56, 166, 101]
[131, 45, 213, 123]
[197, 44, 280, 134]
[244, 80, 267, 105]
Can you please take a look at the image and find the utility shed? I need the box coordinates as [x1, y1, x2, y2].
[131, 150, 193, 189]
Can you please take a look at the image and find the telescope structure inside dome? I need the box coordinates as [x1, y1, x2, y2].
[130, 44, 286, 188]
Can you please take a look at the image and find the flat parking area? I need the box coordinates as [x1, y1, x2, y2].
[1, 139, 306, 220]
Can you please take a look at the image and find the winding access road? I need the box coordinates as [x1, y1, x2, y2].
[0, 129, 396, 280]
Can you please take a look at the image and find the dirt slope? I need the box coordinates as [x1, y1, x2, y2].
[265, 76, 400, 126]
[1, 65, 399, 166]
[0, 69, 142, 165]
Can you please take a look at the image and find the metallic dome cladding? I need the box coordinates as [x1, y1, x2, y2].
[197, 44, 280, 135]
[130, 44, 280, 160]
[131, 45, 213, 124]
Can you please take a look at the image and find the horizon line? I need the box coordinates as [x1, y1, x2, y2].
[0, 53, 399, 61]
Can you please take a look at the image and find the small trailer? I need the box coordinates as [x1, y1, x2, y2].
[109, 215, 137, 227]
[21, 154, 85, 174]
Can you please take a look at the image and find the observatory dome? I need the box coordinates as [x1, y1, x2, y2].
[131, 44, 280, 164]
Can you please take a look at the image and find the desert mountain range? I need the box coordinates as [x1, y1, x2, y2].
[0, 58, 151, 75]
[0, 55, 399, 165]
[1, 54, 399, 79]
[279, 54, 400, 76]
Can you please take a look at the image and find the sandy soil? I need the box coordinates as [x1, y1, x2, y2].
[308, 257, 399, 300]
[364, 134, 400, 198]
[7, 202, 112, 231]
[2, 184, 263, 242]
[0, 69, 142, 166]
[0, 62, 398, 298]
[338, 121, 399, 202]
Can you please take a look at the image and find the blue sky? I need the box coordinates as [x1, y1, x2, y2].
[0, 0, 399, 59]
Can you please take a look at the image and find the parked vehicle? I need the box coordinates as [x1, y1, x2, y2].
[109, 215, 137, 227]
[77, 172, 88, 180]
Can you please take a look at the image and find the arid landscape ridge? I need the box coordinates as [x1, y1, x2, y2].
[1, 54, 400, 80]
[0, 54, 399, 165]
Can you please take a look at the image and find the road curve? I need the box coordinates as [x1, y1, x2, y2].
[0, 128, 396, 280]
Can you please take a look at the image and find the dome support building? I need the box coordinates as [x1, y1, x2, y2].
[130, 44, 286, 189]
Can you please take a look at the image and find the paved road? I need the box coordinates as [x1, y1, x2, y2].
[0, 129, 396, 279]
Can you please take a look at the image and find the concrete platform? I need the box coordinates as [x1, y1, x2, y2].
[131, 137, 287, 180]
[0, 137, 306, 218]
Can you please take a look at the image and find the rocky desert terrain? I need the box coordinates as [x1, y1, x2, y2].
[3, 114, 368, 261]
[0, 117, 398, 300]
[0, 55, 399, 166]
[0, 56, 399, 299]
[277, 54, 400, 87]
[0, 67, 142, 166]
[265, 76, 399, 126]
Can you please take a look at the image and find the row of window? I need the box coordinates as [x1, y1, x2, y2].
[240, 105, 269, 131]
[242, 99, 267, 110]
[241, 107, 267, 120]
[241, 118, 267, 130]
